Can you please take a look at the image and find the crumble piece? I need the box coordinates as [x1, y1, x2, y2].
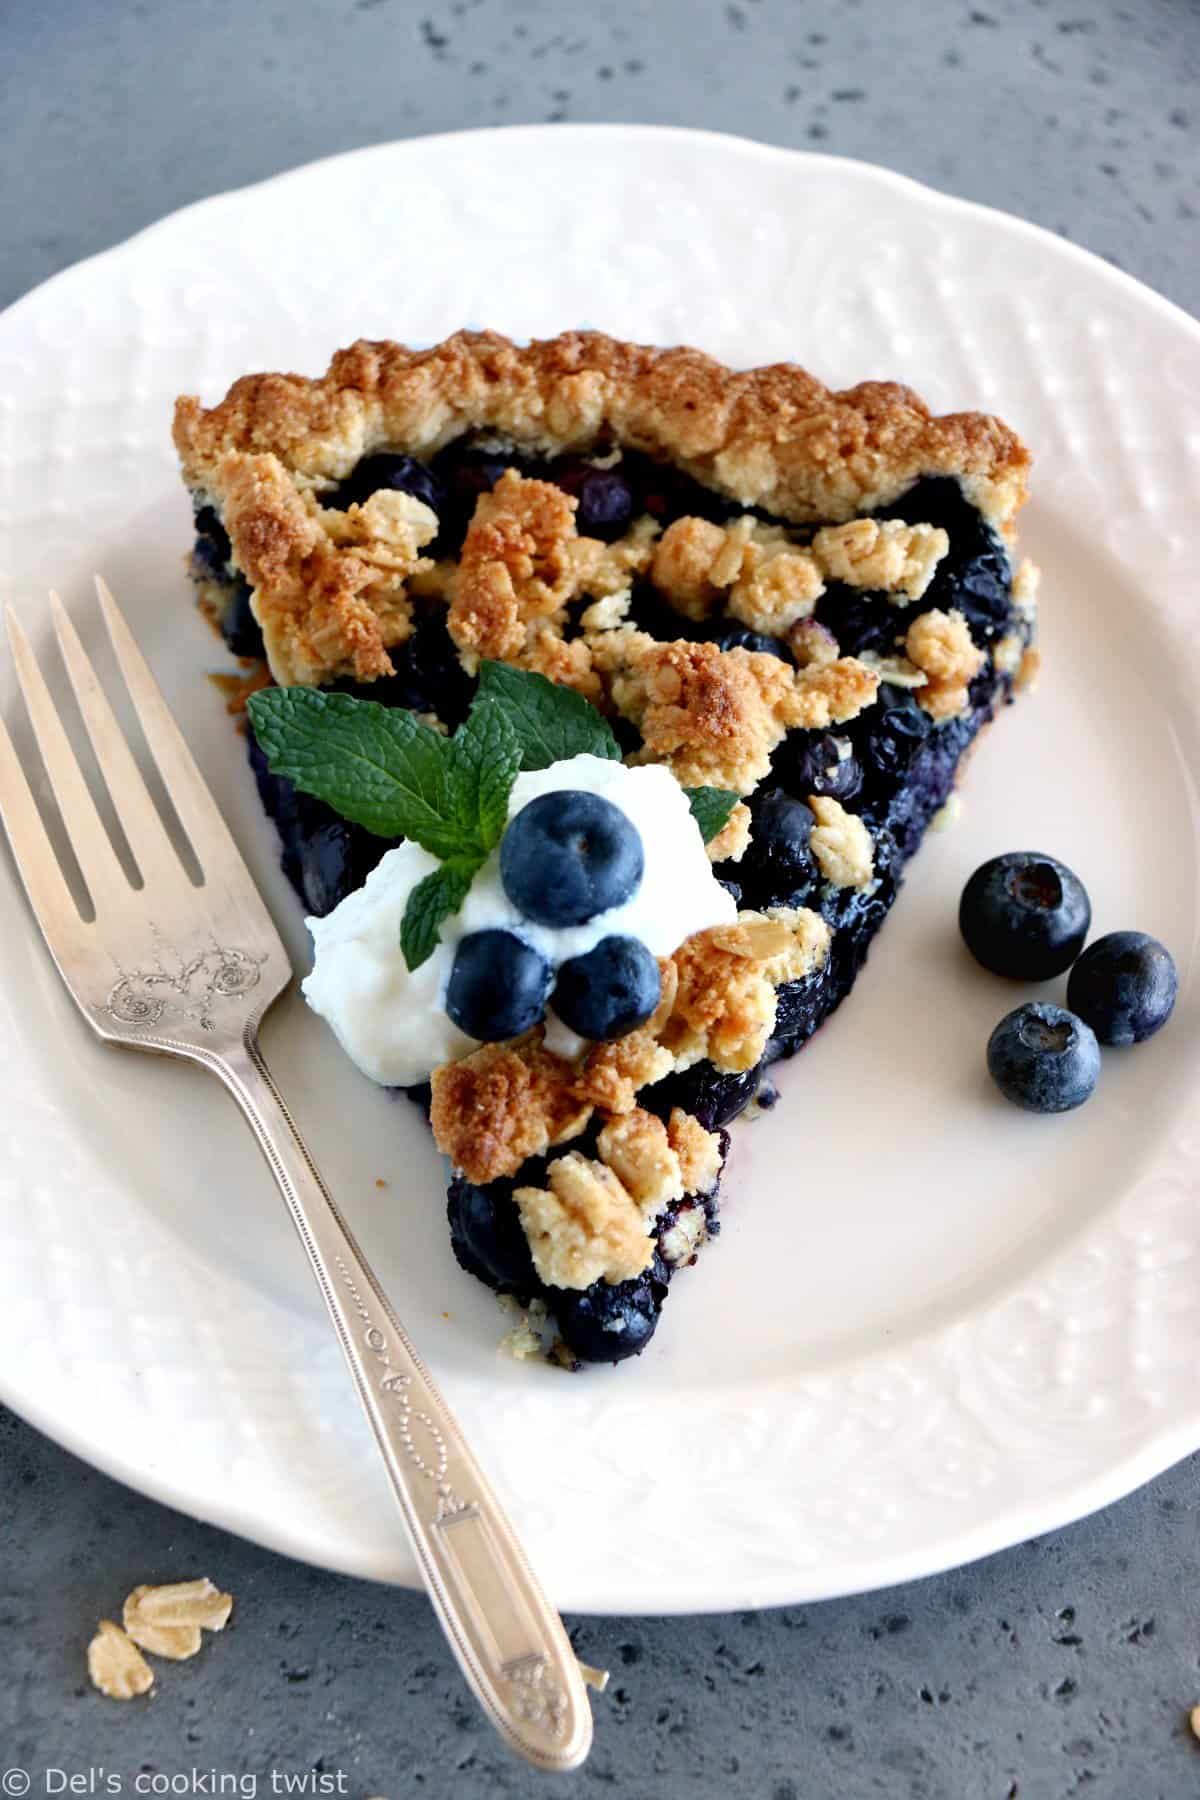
[579, 589, 631, 632]
[779, 656, 880, 733]
[1012, 557, 1040, 619]
[788, 618, 840, 668]
[993, 632, 1024, 677]
[322, 488, 439, 574]
[812, 517, 948, 601]
[666, 1108, 723, 1195]
[659, 1202, 710, 1268]
[514, 1152, 654, 1289]
[87, 1621, 154, 1701]
[216, 454, 421, 687]
[660, 923, 779, 1073]
[736, 905, 831, 984]
[578, 1661, 611, 1694]
[728, 544, 826, 634]
[627, 638, 794, 792]
[809, 797, 875, 888]
[448, 469, 581, 672]
[498, 1294, 551, 1361]
[857, 651, 929, 689]
[905, 607, 985, 720]
[650, 516, 730, 619]
[1016, 645, 1041, 691]
[705, 799, 752, 864]
[596, 1108, 684, 1217]
[431, 1038, 593, 1184]
[575, 1029, 676, 1114]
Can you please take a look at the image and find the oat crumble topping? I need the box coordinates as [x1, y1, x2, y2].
[515, 1152, 656, 1289]
[808, 797, 876, 889]
[905, 607, 985, 721]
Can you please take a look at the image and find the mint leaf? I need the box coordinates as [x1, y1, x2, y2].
[475, 661, 620, 770]
[685, 786, 740, 844]
[400, 857, 481, 971]
[447, 697, 522, 854]
[247, 687, 461, 855]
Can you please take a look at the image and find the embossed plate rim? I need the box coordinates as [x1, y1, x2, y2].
[1, 126, 1198, 1612]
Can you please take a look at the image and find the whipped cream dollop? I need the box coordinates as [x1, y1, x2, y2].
[302, 753, 736, 1087]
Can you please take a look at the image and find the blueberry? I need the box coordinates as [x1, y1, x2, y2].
[445, 930, 553, 1041]
[298, 818, 381, 917]
[861, 697, 932, 786]
[641, 1060, 761, 1130]
[336, 610, 473, 728]
[740, 789, 816, 903]
[987, 1002, 1100, 1113]
[553, 1275, 664, 1363]
[959, 852, 1091, 981]
[813, 585, 897, 658]
[553, 935, 661, 1041]
[431, 444, 523, 546]
[331, 452, 445, 517]
[1066, 931, 1177, 1045]
[546, 458, 634, 540]
[193, 503, 232, 568]
[447, 1176, 539, 1292]
[712, 623, 793, 662]
[774, 731, 863, 804]
[220, 578, 266, 660]
[501, 790, 644, 926]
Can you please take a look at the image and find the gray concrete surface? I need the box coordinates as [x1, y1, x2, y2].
[2, 2, 1199, 1795]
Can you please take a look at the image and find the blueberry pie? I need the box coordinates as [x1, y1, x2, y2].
[174, 331, 1037, 1366]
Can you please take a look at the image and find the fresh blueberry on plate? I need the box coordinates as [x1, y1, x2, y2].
[501, 790, 644, 926]
[1066, 930, 1177, 1045]
[445, 929, 553, 1041]
[960, 851, 1091, 980]
[987, 1002, 1100, 1113]
[552, 935, 661, 1040]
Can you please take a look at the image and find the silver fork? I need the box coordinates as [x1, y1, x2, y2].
[0, 578, 592, 1772]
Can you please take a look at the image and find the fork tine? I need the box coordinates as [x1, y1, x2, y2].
[49, 591, 191, 895]
[94, 576, 245, 880]
[0, 710, 88, 950]
[6, 605, 130, 914]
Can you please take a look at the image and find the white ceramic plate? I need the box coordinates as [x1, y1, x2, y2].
[1, 127, 1198, 1614]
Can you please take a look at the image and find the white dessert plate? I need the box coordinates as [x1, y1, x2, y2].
[1, 127, 1197, 1614]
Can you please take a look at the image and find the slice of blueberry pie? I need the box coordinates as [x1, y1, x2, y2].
[174, 332, 1037, 1366]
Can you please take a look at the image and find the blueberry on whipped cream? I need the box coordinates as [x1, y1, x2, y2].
[301, 753, 736, 1086]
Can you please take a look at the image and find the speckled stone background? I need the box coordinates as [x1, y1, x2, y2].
[2, 3, 1199, 1796]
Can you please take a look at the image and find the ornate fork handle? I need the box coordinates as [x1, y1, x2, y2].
[208, 1029, 591, 1772]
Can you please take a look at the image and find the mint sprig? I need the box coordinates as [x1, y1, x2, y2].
[475, 659, 621, 769]
[684, 786, 741, 845]
[247, 689, 462, 854]
[399, 857, 481, 972]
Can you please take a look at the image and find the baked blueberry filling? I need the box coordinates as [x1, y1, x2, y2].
[208, 441, 1021, 1365]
